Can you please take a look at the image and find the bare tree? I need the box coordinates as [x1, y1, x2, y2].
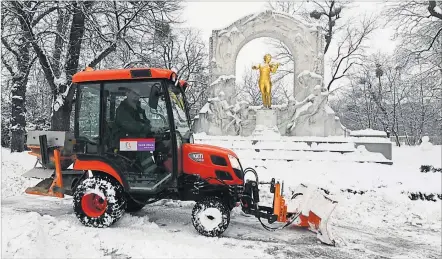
[7, 1, 94, 131]
[7, 1, 182, 131]
[1, 78, 12, 148]
[83, 1, 183, 69]
[25, 66, 52, 130]
[238, 68, 261, 106]
[266, 1, 306, 16]
[384, 1, 441, 90]
[145, 27, 209, 117]
[267, 0, 356, 92]
[385, 1, 442, 55]
[308, 0, 346, 54]
[383, 1, 441, 144]
[334, 50, 441, 145]
[267, 0, 347, 54]
[327, 15, 378, 91]
[1, 1, 40, 152]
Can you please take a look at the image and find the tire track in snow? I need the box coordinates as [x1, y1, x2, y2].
[2, 195, 439, 259]
[2, 196, 267, 258]
[140, 204, 389, 259]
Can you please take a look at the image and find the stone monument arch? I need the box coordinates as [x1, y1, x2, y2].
[208, 10, 324, 103]
[194, 9, 345, 138]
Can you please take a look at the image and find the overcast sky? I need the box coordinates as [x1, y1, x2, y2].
[181, 1, 396, 93]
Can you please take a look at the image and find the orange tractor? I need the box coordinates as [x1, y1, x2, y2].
[22, 67, 338, 245]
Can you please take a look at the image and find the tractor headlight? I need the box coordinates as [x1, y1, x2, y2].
[228, 154, 240, 170]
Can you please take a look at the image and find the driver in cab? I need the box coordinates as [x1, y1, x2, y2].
[114, 87, 167, 178]
[115, 87, 152, 137]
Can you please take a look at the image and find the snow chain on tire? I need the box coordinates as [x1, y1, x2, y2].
[73, 174, 126, 228]
[191, 196, 230, 237]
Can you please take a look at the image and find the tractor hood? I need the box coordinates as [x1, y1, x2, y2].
[182, 143, 243, 184]
[184, 143, 238, 158]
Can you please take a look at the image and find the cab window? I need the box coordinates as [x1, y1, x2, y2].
[76, 84, 100, 143]
[103, 80, 170, 150]
[168, 83, 191, 136]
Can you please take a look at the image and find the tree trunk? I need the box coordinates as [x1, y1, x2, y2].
[51, 83, 74, 131]
[47, 1, 93, 131]
[51, 104, 73, 131]
[10, 35, 30, 152]
[10, 77, 27, 152]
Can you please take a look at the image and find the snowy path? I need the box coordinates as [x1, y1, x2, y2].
[1, 146, 441, 258]
[2, 194, 440, 259]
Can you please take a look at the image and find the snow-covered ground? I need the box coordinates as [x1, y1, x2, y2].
[1, 144, 441, 258]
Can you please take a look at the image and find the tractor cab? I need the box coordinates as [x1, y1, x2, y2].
[24, 67, 198, 204]
[72, 67, 192, 199]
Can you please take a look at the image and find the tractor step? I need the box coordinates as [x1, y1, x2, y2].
[129, 172, 172, 192]
[22, 167, 54, 179]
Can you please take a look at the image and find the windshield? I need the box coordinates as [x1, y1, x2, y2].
[103, 79, 191, 136]
[168, 82, 191, 136]
[103, 80, 170, 131]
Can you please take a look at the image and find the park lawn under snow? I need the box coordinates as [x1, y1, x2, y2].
[1, 144, 441, 258]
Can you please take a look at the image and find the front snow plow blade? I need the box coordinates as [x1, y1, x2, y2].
[288, 184, 338, 246]
[240, 168, 338, 246]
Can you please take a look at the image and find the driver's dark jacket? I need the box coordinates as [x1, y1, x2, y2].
[114, 99, 150, 137]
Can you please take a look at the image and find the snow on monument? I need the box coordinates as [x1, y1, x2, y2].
[193, 10, 345, 138]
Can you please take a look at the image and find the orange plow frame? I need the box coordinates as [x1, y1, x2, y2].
[273, 182, 288, 223]
[257, 180, 337, 246]
[272, 182, 322, 229]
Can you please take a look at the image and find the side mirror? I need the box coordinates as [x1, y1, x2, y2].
[149, 83, 161, 109]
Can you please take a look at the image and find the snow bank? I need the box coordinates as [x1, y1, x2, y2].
[2, 206, 267, 259]
[1, 148, 40, 199]
[194, 136, 392, 163]
[2, 208, 105, 258]
[350, 129, 387, 137]
[239, 144, 441, 239]
[1, 144, 441, 258]
[238, 145, 441, 194]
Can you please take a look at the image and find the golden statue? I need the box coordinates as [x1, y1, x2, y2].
[252, 54, 280, 108]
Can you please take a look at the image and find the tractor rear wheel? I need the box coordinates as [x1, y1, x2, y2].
[191, 196, 230, 237]
[73, 174, 126, 228]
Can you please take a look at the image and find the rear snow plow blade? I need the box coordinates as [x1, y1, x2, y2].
[22, 131, 80, 198]
[288, 184, 338, 246]
[240, 168, 338, 246]
[24, 148, 65, 198]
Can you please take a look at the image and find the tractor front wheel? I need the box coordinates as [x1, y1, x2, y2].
[73, 174, 126, 228]
[191, 196, 230, 237]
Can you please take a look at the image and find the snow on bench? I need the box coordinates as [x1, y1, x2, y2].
[193, 134, 392, 164]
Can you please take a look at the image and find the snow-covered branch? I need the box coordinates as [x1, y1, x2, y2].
[327, 15, 378, 91]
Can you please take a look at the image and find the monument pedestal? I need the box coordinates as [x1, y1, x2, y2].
[252, 109, 281, 137]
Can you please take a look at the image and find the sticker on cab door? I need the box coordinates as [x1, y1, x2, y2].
[119, 138, 155, 151]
